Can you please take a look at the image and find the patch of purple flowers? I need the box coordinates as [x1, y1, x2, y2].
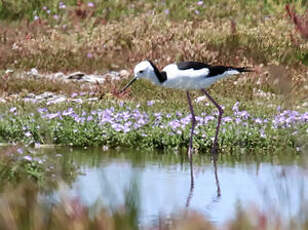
[1, 101, 307, 147]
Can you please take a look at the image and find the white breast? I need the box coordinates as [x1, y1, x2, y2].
[161, 64, 213, 90]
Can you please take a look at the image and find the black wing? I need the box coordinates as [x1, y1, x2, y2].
[178, 62, 252, 78]
[208, 66, 252, 77]
[177, 61, 210, 70]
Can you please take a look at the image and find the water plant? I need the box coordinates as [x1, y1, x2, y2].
[0, 100, 306, 153]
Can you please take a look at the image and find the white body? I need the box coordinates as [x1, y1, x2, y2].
[161, 63, 239, 90]
[133, 61, 241, 91]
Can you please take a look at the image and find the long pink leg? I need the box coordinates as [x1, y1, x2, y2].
[201, 89, 224, 154]
[186, 91, 195, 186]
[186, 91, 196, 158]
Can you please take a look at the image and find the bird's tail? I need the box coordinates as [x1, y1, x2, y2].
[234, 67, 254, 73]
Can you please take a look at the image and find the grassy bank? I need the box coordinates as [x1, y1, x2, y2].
[0, 97, 306, 153]
[0, 0, 307, 152]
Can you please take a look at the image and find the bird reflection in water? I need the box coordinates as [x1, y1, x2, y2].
[185, 154, 221, 208]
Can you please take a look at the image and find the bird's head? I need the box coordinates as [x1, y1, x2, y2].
[134, 60, 154, 79]
[119, 60, 155, 93]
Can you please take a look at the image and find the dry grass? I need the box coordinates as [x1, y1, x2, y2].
[0, 0, 307, 110]
[0, 1, 307, 72]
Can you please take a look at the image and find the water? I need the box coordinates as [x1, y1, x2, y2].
[38, 148, 308, 227]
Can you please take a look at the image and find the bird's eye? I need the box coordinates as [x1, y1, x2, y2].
[139, 70, 144, 74]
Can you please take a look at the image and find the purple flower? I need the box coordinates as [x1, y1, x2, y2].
[45, 112, 60, 120]
[59, 2, 66, 8]
[87, 115, 93, 121]
[194, 10, 200, 15]
[23, 155, 33, 161]
[254, 118, 263, 124]
[164, 9, 170, 15]
[222, 117, 232, 123]
[237, 110, 250, 119]
[197, 1, 204, 6]
[71, 92, 78, 98]
[87, 2, 95, 7]
[147, 100, 155, 106]
[123, 126, 131, 133]
[112, 123, 123, 132]
[180, 116, 191, 125]
[154, 112, 162, 118]
[37, 108, 48, 114]
[72, 98, 83, 104]
[34, 15, 39, 21]
[10, 107, 17, 113]
[25, 132, 32, 137]
[87, 52, 93, 59]
[137, 118, 147, 125]
[277, 106, 281, 112]
[168, 120, 181, 130]
[302, 113, 308, 122]
[232, 101, 239, 112]
[53, 14, 59, 20]
[204, 115, 215, 123]
[235, 117, 241, 124]
[17, 148, 24, 154]
[42, 6, 48, 10]
[260, 129, 266, 138]
[62, 108, 74, 116]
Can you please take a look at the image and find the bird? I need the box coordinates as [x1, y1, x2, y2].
[119, 60, 252, 158]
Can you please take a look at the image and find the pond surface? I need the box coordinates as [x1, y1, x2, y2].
[35, 147, 308, 227]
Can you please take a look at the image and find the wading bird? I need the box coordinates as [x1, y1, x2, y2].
[119, 60, 252, 157]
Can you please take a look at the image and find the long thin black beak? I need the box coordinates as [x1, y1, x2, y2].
[119, 77, 137, 94]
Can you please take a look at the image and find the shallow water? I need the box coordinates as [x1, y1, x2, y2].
[36, 148, 308, 227]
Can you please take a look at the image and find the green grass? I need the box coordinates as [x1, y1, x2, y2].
[0, 0, 307, 152]
[0, 97, 306, 154]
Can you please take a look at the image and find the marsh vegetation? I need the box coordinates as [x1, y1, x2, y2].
[0, 0, 307, 229]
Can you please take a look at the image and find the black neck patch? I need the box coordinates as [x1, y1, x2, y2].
[148, 60, 167, 83]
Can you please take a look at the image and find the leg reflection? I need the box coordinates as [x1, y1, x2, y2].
[185, 153, 221, 208]
[213, 154, 221, 197]
[185, 156, 194, 208]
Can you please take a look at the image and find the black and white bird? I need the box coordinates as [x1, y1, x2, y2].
[120, 60, 252, 156]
